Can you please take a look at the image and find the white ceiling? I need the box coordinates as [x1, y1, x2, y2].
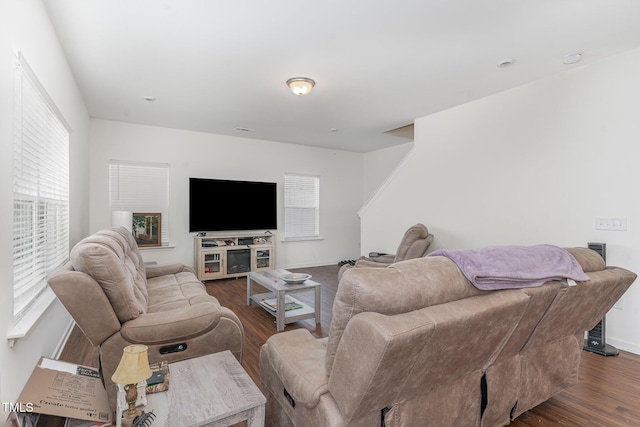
[42, 0, 640, 153]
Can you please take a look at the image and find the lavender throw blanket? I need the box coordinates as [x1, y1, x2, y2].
[427, 244, 590, 290]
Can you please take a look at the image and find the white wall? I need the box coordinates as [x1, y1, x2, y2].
[362, 142, 414, 203]
[89, 119, 363, 269]
[0, 0, 90, 404]
[360, 48, 640, 354]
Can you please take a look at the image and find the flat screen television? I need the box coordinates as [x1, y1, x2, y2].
[189, 177, 277, 232]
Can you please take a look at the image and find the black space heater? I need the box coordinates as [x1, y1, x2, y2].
[583, 242, 619, 356]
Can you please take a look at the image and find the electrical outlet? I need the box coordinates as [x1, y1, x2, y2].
[614, 297, 624, 310]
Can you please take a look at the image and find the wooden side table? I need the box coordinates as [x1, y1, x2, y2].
[144, 351, 265, 427]
[247, 269, 321, 331]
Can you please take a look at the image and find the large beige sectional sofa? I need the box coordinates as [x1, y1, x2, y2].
[49, 227, 244, 412]
[259, 247, 636, 426]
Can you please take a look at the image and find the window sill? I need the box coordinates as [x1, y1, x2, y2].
[7, 287, 57, 348]
[281, 236, 324, 242]
[139, 244, 175, 250]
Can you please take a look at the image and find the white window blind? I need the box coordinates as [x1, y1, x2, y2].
[109, 160, 170, 247]
[13, 53, 70, 321]
[284, 174, 320, 239]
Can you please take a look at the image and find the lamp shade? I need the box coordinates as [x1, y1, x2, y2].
[111, 344, 152, 385]
[286, 77, 315, 96]
[111, 210, 133, 232]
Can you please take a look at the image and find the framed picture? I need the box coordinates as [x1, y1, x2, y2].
[132, 213, 162, 247]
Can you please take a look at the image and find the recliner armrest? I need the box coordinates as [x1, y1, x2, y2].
[355, 257, 394, 268]
[146, 263, 196, 279]
[261, 329, 329, 409]
[120, 302, 221, 343]
[366, 254, 396, 264]
[49, 266, 121, 346]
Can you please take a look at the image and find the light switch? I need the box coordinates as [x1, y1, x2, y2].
[595, 217, 627, 231]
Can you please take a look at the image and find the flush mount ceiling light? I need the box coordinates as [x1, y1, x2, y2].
[563, 52, 582, 65]
[286, 77, 315, 96]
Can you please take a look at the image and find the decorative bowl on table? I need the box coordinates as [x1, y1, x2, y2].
[281, 273, 312, 284]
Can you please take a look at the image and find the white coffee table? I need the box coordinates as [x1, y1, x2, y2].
[247, 269, 321, 331]
[144, 351, 265, 426]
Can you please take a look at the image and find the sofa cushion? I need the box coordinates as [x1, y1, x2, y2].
[146, 271, 216, 311]
[565, 247, 606, 272]
[70, 227, 148, 323]
[115, 269, 223, 343]
[326, 256, 483, 373]
[120, 302, 221, 343]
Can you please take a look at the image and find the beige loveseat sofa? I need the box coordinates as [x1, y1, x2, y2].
[259, 247, 635, 426]
[49, 227, 244, 412]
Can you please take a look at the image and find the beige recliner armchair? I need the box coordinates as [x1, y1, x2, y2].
[338, 223, 433, 280]
[49, 227, 244, 413]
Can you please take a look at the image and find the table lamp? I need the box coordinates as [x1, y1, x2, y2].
[111, 344, 152, 427]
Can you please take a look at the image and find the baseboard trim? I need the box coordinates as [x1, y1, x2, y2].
[51, 319, 75, 360]
[606, 337, 640, 356]
[278, 260, 340, 270]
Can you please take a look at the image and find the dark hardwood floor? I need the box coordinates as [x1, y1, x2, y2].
[59, 264, 640, 426]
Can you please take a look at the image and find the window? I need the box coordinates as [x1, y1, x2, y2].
[284, 173, 320, 239]
[13, 53, 70, 321]
[109, 160, 170, 247]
